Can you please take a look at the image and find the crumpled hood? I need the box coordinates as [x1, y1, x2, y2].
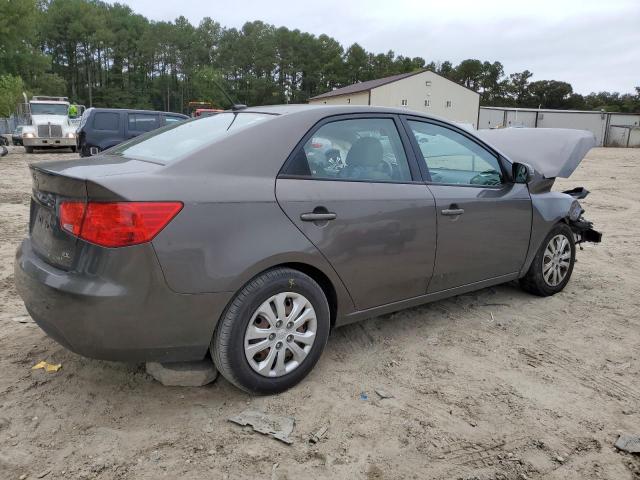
[475, 128, 596, 178]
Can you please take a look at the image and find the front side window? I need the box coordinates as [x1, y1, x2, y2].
[128, 113, 159, 132]
[111, 112, 272, 163]
[285, 118, 412, 182]
[93, 112, 119, 131]
[408, 121, 503, 186]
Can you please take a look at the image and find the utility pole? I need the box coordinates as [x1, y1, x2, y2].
[88, 66, 93, 107]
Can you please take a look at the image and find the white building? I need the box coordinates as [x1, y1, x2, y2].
[479, 106, 640, 147]
[308, 70, 481, 128]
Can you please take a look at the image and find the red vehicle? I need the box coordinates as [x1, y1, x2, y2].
[194, 108, 223, 118]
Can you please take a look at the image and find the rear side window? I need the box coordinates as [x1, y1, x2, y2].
[285, 118, 412, 182]
[93, 112, 119, 131]
[111, 112, 272, 163]
[128, 113, 159, 132]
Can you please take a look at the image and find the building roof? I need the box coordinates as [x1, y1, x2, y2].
[310, 70, 427, 100]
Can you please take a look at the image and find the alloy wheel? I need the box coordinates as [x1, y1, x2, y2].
[542, 234, 572, 287]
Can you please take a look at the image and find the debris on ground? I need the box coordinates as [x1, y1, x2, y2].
[36, 469, 51, 478]
[228, 410, 294, 444]
[359, 392, 369, 401]
[31, 361, 62, 373]
[309, 425, 329, 444]
[374, 388, 394, 399]
[146, 360, 218, 387]
[614, 434, 640, 453]
[12, 315, 33, 323]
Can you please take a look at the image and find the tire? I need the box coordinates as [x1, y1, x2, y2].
[70, 146, 77, 153]
[25, 146, 34, 154]
[520, 223, 576, 297]
[211, 268, 330, 394]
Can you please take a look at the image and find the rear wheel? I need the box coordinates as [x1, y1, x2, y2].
[520, 223, 575, 296]
[211, 268, 330, 394]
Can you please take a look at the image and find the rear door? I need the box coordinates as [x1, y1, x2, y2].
[403, 117, 532, 292]
[276, 115, 437, 311]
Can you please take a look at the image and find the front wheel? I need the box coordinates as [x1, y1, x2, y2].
[211, 268, 330, 394]
[520, 223, 576, 296]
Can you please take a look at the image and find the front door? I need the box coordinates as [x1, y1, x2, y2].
[404, 119, 532, 292]
[276, 116, 437, 311]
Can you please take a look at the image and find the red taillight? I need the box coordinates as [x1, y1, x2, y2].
[59, 201, 183, 247]
[310, 143, 323, 148]
[59, 202, 86, 236]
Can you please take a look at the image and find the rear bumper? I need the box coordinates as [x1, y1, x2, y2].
[14, 239, 233, 362]
[23, 137, 76, 148]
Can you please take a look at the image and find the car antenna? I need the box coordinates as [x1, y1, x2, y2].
[211, 79, 247, 111]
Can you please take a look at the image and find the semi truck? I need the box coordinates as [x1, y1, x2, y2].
[20, 96, 83, 153]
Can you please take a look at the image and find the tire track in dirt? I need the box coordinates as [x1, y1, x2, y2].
[436, 303, 640, 405]
[517, 346, 640, 403]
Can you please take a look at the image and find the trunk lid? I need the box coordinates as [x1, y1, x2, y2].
[28, 155, 163, 269]
[29, 165, 87, 270]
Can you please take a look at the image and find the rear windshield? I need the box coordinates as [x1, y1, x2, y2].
[110, 112, 273, 163]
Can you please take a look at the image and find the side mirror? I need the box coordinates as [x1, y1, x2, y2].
[513, 162, 534, 184]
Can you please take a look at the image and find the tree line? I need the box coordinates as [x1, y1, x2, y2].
[1, 0, 639, 117]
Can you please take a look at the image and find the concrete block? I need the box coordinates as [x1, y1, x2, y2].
[146, 360, 218, 387]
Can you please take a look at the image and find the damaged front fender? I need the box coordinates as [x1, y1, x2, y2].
[521, 188, 602, 276]
[562, 187, 602, 244]
[570, 217, 602, 244]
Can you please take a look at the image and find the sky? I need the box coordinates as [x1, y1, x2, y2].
[122, 0, 639, 95]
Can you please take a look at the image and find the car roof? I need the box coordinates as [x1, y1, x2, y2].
[236, 104, 456, 127]
[241, 104, 431, 117]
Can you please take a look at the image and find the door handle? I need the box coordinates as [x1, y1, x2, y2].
[300, 212, 337, 222]
[441, 208, 465, 216]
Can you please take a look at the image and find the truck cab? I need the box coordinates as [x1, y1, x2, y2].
[21, 96, 82, 153]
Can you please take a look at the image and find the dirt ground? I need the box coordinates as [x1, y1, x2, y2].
[1, 146, 639, 480]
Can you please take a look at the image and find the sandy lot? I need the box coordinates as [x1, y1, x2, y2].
[1, 146, 639, 480]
